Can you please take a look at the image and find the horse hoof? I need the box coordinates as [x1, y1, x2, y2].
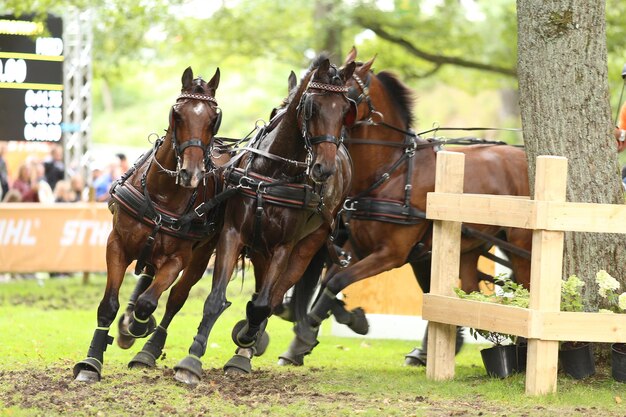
[174, 369, 200, 386]
[404, 348, 426, 367]
[173, 355, 203, 385]
[223, 354, 252, 374]
[73, 357, 102, 381]
[254, 331, 270, 357]
[277, 353, 304, 367]
[231, 319, 255, 348]
[74, 369, 100, 383]
[347, 307, 369, 335]
[128, 351, 156, 369]
[117, 314, 135, 349]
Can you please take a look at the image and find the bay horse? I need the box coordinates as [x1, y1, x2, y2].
[277, 48, 533, 366]
[74, 67, 225, 382]
[173, 55, 356, 385]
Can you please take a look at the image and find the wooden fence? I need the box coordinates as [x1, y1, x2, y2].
[421, 151, 626, 395]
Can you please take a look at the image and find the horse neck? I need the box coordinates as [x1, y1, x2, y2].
[253, 87, 307, 178]
[144, 132, 196, 211]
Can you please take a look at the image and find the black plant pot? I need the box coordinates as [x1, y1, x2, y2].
[515, 343, 527, 373]
[559, 342, 595, 380]
[611, 343, 626, 382]
[481, 344, 517, 378]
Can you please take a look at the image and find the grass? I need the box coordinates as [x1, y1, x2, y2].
[1, 274, 626, 416]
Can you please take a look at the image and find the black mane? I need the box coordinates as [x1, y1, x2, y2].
[376, 71, 415, 128]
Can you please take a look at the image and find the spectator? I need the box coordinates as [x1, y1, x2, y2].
[43, 144, 65, 190]
[92, 158, 120, 202]
[33, 159, 54, 203]
[11, 162, 37, 202]
[70, 172, 88, 202]
[53, 180, 76, 203]
[116, 153, 129, 179]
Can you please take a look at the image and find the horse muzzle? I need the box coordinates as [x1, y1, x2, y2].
[177, 168, 205, 188]
[311, 162, 335, 184]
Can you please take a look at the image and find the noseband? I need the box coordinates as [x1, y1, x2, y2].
[168, 92, 220, 184]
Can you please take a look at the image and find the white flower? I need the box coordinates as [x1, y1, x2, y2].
[619, 293, 626, 311]
[596, 270, 620, 298]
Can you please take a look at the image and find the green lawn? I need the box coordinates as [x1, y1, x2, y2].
[1, 274, 626, 416]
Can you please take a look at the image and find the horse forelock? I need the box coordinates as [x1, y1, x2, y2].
[376, 71, 415, 128]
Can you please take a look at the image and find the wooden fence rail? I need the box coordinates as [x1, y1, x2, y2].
[422, 151, 626, 395]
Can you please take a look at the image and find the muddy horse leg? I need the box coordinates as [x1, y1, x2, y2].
[74, 236, 130, 382]
[129, 240, 217, 368]
[174, 230, 241, 385]
[125, 257, 185, 339]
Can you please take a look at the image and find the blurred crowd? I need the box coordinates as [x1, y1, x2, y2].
[0, 142, 129, 204]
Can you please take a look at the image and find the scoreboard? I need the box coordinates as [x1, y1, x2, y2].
[0, 14, 63, 142]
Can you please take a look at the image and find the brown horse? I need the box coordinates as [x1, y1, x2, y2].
[73, 67, 224, 382]
[277, 48, 533, 366]
[173, 55, 356, 385]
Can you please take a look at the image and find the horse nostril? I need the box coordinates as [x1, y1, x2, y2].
[179, 169, 191, 184]
[312, 163, 333, 182]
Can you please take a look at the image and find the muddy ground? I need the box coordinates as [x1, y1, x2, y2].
[0, 364, 616, 417]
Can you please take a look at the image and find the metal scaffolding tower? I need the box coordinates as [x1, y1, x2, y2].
[62, 9, 93, 185]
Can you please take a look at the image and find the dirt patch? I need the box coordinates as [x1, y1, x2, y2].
[0, 364, 616, 417]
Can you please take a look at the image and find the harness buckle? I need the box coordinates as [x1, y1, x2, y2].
[194, 202, 206, 217]
[238, 175, 253, 190]
[339, 251, 352, 268]
[343, 199, 356, 211]
[153, 213, 162, 226]
[257, 181, 268, 194]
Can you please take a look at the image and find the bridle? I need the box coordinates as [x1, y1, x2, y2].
[160, 92, 221, 185]
[347, 72, 383, 124]
[296, 75, 351, 175]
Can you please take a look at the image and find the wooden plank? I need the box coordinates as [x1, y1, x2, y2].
[427, 193, 537, 228]
[543, 201, 626, 233]
[537, 312, 626, 343]
[427, 151, 465, 381]
[525, 156, 567, 396]
[422, 295, 532, 337]
[525, 340, 559, 395]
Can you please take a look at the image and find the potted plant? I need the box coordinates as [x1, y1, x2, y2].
[557, 274, 595, 380]
[591, 270, 626, 382]
[454, 277, 529, 378]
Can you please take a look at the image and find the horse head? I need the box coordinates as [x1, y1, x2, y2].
[169, 66, 221, 188]
[297, 57, 356, 183]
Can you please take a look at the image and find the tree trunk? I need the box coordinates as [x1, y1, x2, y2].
[517, 0, 626, 310]
[314, 0, 343, 64]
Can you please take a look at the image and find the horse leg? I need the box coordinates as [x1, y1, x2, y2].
[403, 249, 479, 366]
[125, 257, 185, 339]
[74, 235, 130, 382]
[174, 230, 242, 385]
[223, 245, 296, 375]
[129, 240, 217, 369]
[117, 267, 155, 349]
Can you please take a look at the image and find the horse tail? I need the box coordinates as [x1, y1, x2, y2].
[292, 247, 327, 323]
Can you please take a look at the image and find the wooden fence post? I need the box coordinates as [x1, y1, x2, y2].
[426, 151, 465, 380]
[525, 156, 568, 395]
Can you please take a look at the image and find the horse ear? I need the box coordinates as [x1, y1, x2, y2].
[288, 71, 297, 92]
[356, 55, 376, 78]
[343, 46, 357, 66]
[207, 67, 220, 93]
[317, 59, 331, 78]
[340, 61, 356, 83]
[182, 66, 193, 90]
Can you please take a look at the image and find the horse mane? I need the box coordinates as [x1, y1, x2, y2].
[376, 71, 415, 128]
[190, 77, 209, 94]
[619, 101, 626, 129]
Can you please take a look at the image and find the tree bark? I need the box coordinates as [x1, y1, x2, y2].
[517, 0, 626, 310]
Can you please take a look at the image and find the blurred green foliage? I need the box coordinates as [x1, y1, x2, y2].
[1, 0, 625, 153]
